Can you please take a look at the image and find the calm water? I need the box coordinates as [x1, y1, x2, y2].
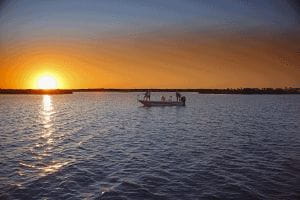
[0, 93, 299, 200]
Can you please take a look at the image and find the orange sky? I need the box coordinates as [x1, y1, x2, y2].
[0, 1, 299, 89]
[1, 30, 299, 89]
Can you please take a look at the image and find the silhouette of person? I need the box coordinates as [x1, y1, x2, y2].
[176, 92, 181, 101]
[144, 90, 151, 101]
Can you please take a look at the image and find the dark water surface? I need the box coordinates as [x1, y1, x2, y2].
[0, 93, 299, 200]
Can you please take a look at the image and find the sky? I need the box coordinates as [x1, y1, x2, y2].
[0, 0, 299, 89]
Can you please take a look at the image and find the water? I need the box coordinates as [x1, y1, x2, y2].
[0, 93, 299, 200]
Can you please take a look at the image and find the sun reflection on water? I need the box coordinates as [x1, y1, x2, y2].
[41, 161, 70, 174]
[43, 95, 52, 112]
[18, 95, 72, 180]
[38, 96, 72, 176]
[41, 95, 54, 142]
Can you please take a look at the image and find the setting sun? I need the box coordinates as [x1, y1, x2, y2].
[37, 76, 58, 89]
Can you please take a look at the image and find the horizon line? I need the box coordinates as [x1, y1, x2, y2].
[1, 87, 300, 90]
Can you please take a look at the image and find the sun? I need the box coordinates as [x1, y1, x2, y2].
[37, 76, 58, 89]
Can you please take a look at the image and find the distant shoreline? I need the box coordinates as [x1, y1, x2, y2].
[0, 89, 73, 95]
[0, 88, 299, 95]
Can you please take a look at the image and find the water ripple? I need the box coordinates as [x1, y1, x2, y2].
[0, 93, 299, 199]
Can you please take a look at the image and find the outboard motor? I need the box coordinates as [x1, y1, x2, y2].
[181, 96, 186, 106]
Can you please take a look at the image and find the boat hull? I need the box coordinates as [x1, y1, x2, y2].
[139, 100, 185, 107]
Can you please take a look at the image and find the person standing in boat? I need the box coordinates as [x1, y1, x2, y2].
[176, 91, 181, 102]
[144, 90, 151, 101]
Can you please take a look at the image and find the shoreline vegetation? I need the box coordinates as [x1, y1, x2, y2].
[0, 88, 299, 95]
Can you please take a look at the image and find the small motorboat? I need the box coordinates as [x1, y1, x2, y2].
[138, 91, 186, 107]
[138, 95, 186, 107]
[139, 100, 185, 107]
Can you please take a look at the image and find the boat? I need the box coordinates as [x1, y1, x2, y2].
[138, 92, 186, 107]
[139, 100, 185, 107]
